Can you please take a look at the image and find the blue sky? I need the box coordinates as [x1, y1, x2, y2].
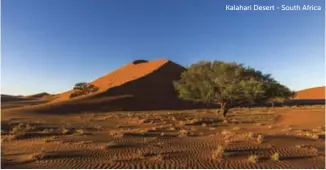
[2, 0, 325, 95]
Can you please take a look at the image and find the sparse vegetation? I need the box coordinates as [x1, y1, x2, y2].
[75, 129, 85, 135]
[247, 132, 254, 139]
[212, 144, 225, 160]
[149, 153, 164, 162]
[132, 59, 148, 64]
[11, 123, 35, 134]
[61, 127, 72, 135]
[110, 130, 124, 138]
[31, 152, 47, 161]
[248, 155, 259, 163]
[69, 82, 99, 98]
[221, 129, 232, 135]
[256, 135, 264, 143]
[173, 61, 292, 117]
[232, 126, 240, 131]
[103, 141, 120, 149]
[271, 152, 280, 161]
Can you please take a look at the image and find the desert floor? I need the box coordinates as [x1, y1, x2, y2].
[1, 106, 325, 169]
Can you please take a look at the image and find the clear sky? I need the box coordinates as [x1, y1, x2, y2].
[2, 0, 325, 95]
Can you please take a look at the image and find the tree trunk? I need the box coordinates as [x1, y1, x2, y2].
[219, 102, 229, 118]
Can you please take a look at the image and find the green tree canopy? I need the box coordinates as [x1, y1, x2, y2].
[173, 61, 293, 117]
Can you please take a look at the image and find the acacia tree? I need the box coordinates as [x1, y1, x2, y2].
[70, 82, 99, 98]
[173, 61, 293, 117]
[265, 82, 296, 107]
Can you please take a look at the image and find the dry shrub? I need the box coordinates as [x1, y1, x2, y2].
[30, 148, 48, 161]
[248, 155, 259, 163]
[232, 126, 240, 131]
[256, 135, 264, 143]
[75, 129, 85, 135]
[224, 139, 231, 145]
[312, 126, 324, 133]
[44, 136, 56, 143]
[271, 152, 279, 161]
[247, 132, 254, 139]
[221, 129, 232, 135]
[296, 131, 319, 140]
[178, 129, 188, 137]
[295, 144, 303, 148]
[31, 152, 46, 161]
[149, 153, 164, 162]
[11, 123, 35, 134]
[103, 141, 119, 149]
[169, 127, 176, 131]
[212, 144, 225, 160]
[110, 130, 124, 138]
[62, 128, 72, 135]
[143, 137, 157, 143]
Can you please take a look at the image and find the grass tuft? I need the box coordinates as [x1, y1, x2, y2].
[248, 155, 259, 163]
[212, 144, 225, 160]
[271, 152, 280, 161]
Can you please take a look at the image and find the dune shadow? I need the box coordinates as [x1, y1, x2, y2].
[20, 61, 216, 115]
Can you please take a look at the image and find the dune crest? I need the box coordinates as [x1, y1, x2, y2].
[295, 86, 325, 100]
[56, 59, 170, 101]
[13, 59, 206, 114]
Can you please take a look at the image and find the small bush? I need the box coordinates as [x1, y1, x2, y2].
[248, 155, 259, 163]
[247, 132, 254, 138]
[271, 152, 280, 161]
[221, 129, 231, 135]
[31, 152, 46, 161]
[178, 129, 188, 137]
[232, 126, 240, 131]
[110, 130, 124, 138]
[75, 129, 85, 135]
[212, 145, 225, 160]
[103, 141, 119, 149]
[11, 123, 35, 134]
[62, 128, 72, 135]
[149, 154, 164, 162]
[69, 82, 99, 98]
[257, 135, 264, 143]
[132, 59, 148, 64]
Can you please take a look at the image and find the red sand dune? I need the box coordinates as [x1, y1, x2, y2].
[295, 86, 325, 100]
[55, 59, 171, 102]
[18, 59, 205, 114]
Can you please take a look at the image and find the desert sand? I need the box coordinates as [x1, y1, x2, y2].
[1, 106, 325, 169]
[1, 59, 325, 169]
